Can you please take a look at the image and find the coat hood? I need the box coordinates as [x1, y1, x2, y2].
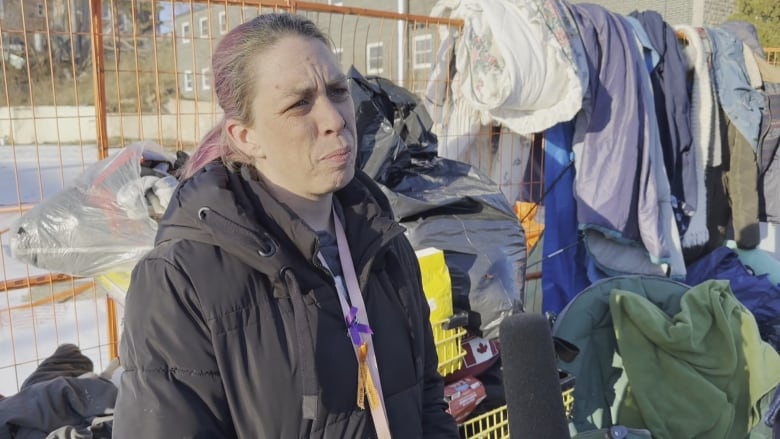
[156, 161, 402, 287]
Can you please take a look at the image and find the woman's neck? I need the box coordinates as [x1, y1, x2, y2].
[261, 178, 334, 233]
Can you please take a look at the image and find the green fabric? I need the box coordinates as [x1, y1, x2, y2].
[610, 280, 780, 439]
[552, 276, 690, 432]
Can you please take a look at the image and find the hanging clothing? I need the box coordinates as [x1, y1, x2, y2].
[759, 82, 780, 223]
[623, 16, 660, 73]
[717, 20, 766, 60]
[683, 104, 762, 263]
[569, 3, 682, 272]
[624, 13, 687, 278]
[723, 111, 761, 249]
[426, 0, 586, 136]
[632, 11, 697, 234]
[456, 0, 585, 134]
[676, 25, 721, 249]
[707, 28, 764, 152]
[743, 42, 764, 89]
[541, 121, 590, 315]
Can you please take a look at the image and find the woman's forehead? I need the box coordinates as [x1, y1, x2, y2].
[253, 36, 343, 93]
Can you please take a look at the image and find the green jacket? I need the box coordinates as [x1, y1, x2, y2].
[612, 279, 780, 439]
[553, 276, 780, 438]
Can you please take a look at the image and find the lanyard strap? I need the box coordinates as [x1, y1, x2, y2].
[317, 210, 392, 439]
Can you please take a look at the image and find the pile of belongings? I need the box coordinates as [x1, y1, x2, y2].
[7, 142, 188, 277]
[0, 344, 122, 438]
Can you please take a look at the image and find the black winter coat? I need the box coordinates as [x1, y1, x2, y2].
[113, 163, 458, 438]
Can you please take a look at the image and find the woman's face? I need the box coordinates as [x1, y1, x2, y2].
[237, 35, 357, 200]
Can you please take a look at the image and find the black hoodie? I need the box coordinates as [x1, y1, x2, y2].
[113, 162, 458, 438]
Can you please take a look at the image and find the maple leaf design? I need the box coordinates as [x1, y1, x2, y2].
[476, 342, 488, 354]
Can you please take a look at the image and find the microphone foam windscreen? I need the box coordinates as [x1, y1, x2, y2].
[499, 313, 570, 439]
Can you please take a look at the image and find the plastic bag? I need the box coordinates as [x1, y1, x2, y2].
[348, 67, 437, 185]
[389, 158, 526, 340]
[349, 68, 526, 339]
[7, 142, 167, 276]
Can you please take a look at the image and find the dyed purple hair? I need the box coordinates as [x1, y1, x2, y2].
[180, 13, 330, 179]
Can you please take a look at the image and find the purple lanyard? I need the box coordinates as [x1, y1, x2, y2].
[316, 209, 392, 438]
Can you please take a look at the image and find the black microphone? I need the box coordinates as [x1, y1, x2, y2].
[500, 313, 570, 439]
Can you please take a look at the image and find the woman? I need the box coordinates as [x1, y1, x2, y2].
[113, 13, 459, 439]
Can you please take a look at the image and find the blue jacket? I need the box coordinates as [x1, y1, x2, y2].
[631, 10, 697, 222]
[686, 246, 780, 351]
[707, 28, 765, 151]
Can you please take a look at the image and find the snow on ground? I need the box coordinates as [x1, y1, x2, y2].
[1, 144, 118, 396]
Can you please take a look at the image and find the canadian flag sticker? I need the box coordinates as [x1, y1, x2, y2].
[466, 337, 494, 365]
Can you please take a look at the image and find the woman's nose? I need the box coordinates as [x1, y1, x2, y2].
[317, 98, 347, 135]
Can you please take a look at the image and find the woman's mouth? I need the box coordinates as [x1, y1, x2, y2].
[322, 148, 352, 164]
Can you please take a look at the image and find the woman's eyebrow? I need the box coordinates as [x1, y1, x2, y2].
[327, 74, 348, 85]
[282, 85, 315, 100]
[282, 74, 348, 100]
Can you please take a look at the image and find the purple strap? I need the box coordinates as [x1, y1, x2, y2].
[346, 306, 372, 346]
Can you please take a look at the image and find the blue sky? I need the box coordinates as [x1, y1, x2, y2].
[158, 2, 191, 34]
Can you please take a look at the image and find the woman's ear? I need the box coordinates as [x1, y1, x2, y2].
[225, 119, 265, 159]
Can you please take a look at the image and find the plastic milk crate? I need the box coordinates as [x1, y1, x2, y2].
[416, 247, 468, 376]
[458, 371, 576, 439]
[431, 315, 468, 376]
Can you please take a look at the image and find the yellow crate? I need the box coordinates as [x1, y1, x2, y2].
[459, 376, 575, 439]
[431, 317, 467, 376]
[460, 405, 510, 439]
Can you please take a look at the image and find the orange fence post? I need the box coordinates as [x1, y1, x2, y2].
[107, 296, 119, 360]
[89, 0, 109, 160]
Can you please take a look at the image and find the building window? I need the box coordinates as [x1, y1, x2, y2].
[181, 22, 191, 44]
[201, 67, 211, 91]
[218, 11, 227, 34]
[119, 13, 130, 33]
[183, 70, 193, 92]
[413, 34, 433, 69]
[366, 42, 384, 75]
[334, 47, 343, 64]
[199, 17, 209, 38]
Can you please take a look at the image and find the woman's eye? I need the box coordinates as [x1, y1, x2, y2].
[288, 99, 309, 110]
[329, 88, 350, 100]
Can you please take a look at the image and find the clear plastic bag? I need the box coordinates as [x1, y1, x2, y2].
[7, 142, 167, 276]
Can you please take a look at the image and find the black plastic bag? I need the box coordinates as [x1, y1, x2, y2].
[386, 158, 526, 340]
[348, 67, 437, 185]
[349, 68, 526, 339]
